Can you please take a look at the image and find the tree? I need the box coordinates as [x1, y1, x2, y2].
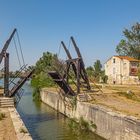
[93, 60, 102, 82]
[86, 66, 94, 77]
[100, 70, 108, 83]
[86, 60, 108, 83]
[93, 60, 102, 74]
[31, 51, 64, 89]
[116, 22, 140, 59]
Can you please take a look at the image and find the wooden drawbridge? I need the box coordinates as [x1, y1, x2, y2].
[0, 28, 35, 104]
[48, 36, 91, 98]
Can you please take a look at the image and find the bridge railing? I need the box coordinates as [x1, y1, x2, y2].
[9, 64, 28, 87]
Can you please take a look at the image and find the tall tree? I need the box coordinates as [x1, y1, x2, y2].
[31, 51, 64, 89]
[93, 60, 102, 74]
[116, 23, 140, 59]
[86, 66, 94, 77]
[93, 60, 102, 82]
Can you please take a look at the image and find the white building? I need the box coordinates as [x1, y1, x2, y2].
[105, 56, 140, 84]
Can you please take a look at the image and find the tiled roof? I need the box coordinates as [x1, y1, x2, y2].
[114, 56, 140, 62]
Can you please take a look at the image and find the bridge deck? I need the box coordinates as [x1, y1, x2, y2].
[9, 69, 35, 97]
[48, 71, 75, 96]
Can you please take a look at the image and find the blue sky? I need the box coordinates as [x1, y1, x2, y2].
[0, 0, 140, 70]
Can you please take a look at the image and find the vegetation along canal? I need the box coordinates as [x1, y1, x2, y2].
[16, 82, 105, 140]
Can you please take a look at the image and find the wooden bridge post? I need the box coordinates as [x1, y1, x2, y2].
[4, 53, 9, 96]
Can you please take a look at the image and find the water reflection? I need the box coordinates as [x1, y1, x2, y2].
[16, 83, 105, 140]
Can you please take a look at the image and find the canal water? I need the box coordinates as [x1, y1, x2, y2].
[16, 82, 105, 140]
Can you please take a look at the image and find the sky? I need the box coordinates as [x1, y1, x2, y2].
[0, 0, 140, 70]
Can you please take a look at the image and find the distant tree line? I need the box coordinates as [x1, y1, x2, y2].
[31, 52, 108, 95]
[0, 67, 34, 79]
[86, 60, 108, 83]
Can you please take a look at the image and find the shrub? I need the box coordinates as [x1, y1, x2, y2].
[90, 121, 97, 130]
[79, 117, 90, 132]
[68, 117, 91, 132]
[32, 88, 41, 101]
[19, 127, 28, 133]
[0, 113, 6, 121]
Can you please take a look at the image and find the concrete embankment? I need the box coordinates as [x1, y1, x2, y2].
[40, 88, 140, 140]
[9, 107, 32, 140]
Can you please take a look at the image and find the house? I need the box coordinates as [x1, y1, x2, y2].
[105, 56, 140, 84]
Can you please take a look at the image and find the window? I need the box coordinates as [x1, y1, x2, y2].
[113, 58, 115, 63]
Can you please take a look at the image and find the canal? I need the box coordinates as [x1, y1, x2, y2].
[16, 82, 105, 140]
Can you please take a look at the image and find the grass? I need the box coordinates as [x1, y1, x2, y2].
[96, 102, 132, 115]
[116, 91, 140, 102]
[101, 85, 140, 102]
[0, 112, 6, 121]
[19, 127, 28, 133]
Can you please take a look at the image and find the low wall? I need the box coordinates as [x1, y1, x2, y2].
[9, 107, 32, 140]
[40, 89, 140, 140]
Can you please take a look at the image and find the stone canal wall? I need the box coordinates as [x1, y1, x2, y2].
[9, 107, 32, 140]
[40, 88, 140, 140]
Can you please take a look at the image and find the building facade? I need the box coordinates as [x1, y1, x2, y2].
[105, 56, 140, 84]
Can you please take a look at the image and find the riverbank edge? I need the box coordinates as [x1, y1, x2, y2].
[40, 88, 140, 140]
[8, 107, 32, 140]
